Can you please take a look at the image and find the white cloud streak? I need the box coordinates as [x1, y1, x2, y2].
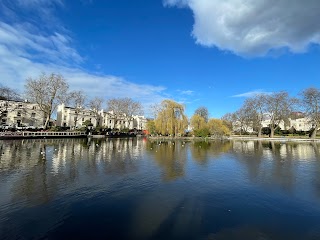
[165, 0, 320, 57]
[177, 90, 194, 95]
[231, 90, 272, 98]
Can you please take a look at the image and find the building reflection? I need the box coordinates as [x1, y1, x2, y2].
[0, 138, 145, 206]
[231, 140, 320, 197]
[1, 138, 320, 208]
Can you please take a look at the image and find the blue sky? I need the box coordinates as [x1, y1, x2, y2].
[1, 0, 320, 118]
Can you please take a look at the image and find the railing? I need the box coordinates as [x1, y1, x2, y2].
[22, 131, 86, 137]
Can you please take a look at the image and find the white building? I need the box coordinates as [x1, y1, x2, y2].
[132, 115, 147, 130]
[56, 103, 147, 130]
[56, 103, 101, 128]
[0, 99, 45, 128]
[260, 118, 313, 132]
[233, 117, 314, 134]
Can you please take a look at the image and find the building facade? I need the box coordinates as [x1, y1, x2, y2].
[0, 100, 45, 128]
[233, 117, 314, 134]
[56, 103, 147, 130]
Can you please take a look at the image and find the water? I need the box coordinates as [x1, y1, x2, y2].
[1, 138, 320, 240]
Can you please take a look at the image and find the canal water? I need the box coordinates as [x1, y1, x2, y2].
[1, 138, 320, 239]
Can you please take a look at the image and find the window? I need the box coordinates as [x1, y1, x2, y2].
[3, 111, 7, 117]
[82, 118, 84, 121]
[1, 119, 6, 124]
[110, 120, 112, 123]
[18, 104, 22, 108]
[64, 116, 66, 120]
[89, 118, 91, 121]
[32, 106, 36, 110]
[17, 112, 21, 117]
[74, 117, 77, 121]
[31, 113, 36, 118]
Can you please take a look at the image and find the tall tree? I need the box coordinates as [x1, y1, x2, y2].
[88, 97, 103, 126]
[106, 97, 143, 117]
[154, 100, 188, 136]
[221, 113, 234, 132]
[233, 106, 251, 135]
[265, 92, 297, 138]
[301, 87, 320, 138]
[0, 86, 20, 122]
[190, 114, 206, 131]
[106, 97, 143, 129]
[208, 118, 231, 137]
[69, 90, 87, 128]
[25, 73, 69, 129]
[146, 119, 156, 135]
[242, 94, 267, 137]
[194, 106, 209, 122]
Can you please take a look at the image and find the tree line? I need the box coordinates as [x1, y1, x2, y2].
[146, 101, 231, 137]
[221, 88, 320, 139]
[1, 73, 143, 129]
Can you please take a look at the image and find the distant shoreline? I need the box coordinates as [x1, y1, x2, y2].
[147, 135, 320, 142]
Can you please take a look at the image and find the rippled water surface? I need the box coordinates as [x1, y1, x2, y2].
[1, 138, 320, 239]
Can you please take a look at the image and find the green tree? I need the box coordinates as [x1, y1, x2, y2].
[190, 114, 209, 137]
[146, 119, 156, 135]
[154, 100, 188, 136]
[190, 114, 206, 131]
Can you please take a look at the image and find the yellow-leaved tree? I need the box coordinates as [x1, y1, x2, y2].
[154, 100, 188, 136]
[208, 119, 231, 136]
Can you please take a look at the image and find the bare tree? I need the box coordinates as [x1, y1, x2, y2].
[0, 86, 20, 122]
[301, 87, 320, 138]
[233, 106, 251, 135]
[25, 73, 69, 129]
[106, 97, 143, 129]
[221, 112, 234, 132]
[195, 106, 209, 122]
[107, 97, 143, 116]
[149, 103, 162, 119]
[242, 94, 267, 137]
[69, 90, 87, 128]
[88, 97, 103, 126]
[265, 92, 297, 138]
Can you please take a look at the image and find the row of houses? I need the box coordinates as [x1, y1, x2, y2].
[56, 103, 147, 130]
[0, 100, 147, 130]
[233, 116, 314, 134]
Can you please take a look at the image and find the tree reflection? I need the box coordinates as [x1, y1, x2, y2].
[190, 140, 232, 164]
[147, 140, 186, 181]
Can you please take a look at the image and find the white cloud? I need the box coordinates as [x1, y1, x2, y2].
[231, 89, 272, 98]
[165, 0, 320, 56]
[0, 22, 83, 65]
[0, 1, 167, 111]
[0, 23, 166, 106]
[177, 89, 194, 95]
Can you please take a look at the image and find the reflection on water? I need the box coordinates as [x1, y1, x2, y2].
[1, 138, 320, 239]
